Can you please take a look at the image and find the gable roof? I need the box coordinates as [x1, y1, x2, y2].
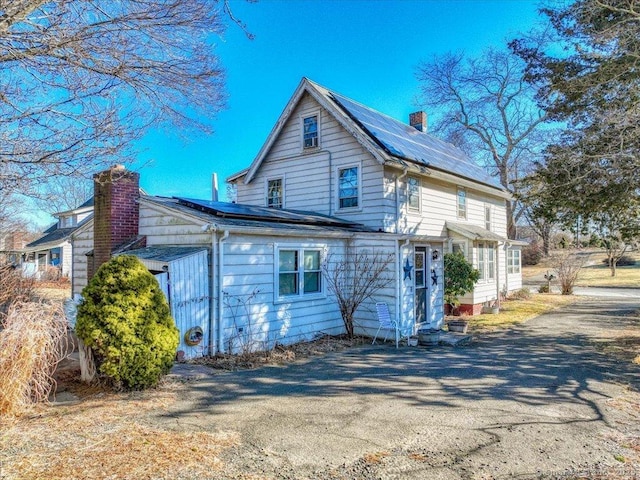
[237, 77, 504, 192]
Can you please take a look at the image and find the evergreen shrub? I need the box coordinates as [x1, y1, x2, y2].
[75, 255, 179, 390]
[444, 252, 480, 309]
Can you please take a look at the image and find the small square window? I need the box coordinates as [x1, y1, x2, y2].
[277, 248, 323, 298]
[339, 166, 359, 209]
[303, 115, 318, 149]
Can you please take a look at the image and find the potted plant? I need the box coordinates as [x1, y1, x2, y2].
[444, 252, 480, 333]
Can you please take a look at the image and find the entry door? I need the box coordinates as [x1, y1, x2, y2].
[414, 247, 428, 325]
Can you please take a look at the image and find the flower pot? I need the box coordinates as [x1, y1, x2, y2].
[447, 320, 468, 334]
[418, 329, 441, 346]
[407, 336, 419, 347]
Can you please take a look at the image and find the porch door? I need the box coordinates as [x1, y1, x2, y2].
[414, 246, 428, 326]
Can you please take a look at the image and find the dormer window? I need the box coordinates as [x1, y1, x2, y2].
[303, 115, 318, 149]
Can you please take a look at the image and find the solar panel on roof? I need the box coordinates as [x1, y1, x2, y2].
[329, 92, 503, 190]
[175, 197, 362, 228]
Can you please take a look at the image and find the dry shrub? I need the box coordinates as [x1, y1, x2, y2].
[0, 263, 35, 319]
[0, 301, 70, 416]
[550, 250, 585, 295]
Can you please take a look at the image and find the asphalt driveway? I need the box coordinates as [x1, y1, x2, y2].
[160, 297, 640, 479]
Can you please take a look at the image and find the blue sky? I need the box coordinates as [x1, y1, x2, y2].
[134, 0, 542, 201]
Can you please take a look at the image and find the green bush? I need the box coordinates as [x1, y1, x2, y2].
[444, 252, 480, 309]
[75, 255, 179, 390]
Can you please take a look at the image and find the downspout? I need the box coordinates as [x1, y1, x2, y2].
[504, 242, 510, 302]
[395, 168, 408, 234]
[217, 230, 230, 353]
[208, 226, 217, 356]
[495, 241, 501, 310]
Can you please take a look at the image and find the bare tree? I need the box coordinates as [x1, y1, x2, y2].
[33, 176, 94, 214]
[416, 48, 554, 238]
[322, 247, 394, 339]
[0, 0, 238, 199]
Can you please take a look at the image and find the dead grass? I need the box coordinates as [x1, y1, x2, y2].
[194, 334, 369, 370]
[591, 308, 640, 365]
[576, 264, 640, 288]
[469, 294, 579, 331]
[0, 301, 70, 416]
[0, 384, 239, 480]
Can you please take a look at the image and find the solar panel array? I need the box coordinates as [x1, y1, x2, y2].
[175, 197, 363, 228]
[329, 92, 502, 190]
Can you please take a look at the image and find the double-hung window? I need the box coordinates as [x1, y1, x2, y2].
[508, 249, 521, 274]
[477, 243, 496, 281]
[278, 248, 322, 298]
[485, 205, 492, 231]
[477, 242, 486, 281]
[267, 178, 283, 208]
[457, 187, 467, 219]
[338, 166, 359, 209]
[303, 115, 318, 149]
[407, 176, 420, 211]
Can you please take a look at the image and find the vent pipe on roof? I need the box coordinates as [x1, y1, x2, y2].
[409, 111, 428, 133]
[212, 173, 219, 202]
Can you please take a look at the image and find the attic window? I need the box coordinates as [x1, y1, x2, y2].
[267, 178, 283, 208]
[303, 115, 318, 149]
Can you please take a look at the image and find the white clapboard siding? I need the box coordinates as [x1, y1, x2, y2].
[71, 225, 94, 297]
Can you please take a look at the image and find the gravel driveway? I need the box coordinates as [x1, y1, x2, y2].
[159, 297, 640, 479]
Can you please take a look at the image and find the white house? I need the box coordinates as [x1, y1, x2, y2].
[71, 78, 523, 357]
[228, 78, 524, 315]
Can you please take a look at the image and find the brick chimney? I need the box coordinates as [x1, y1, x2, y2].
[91, 165, 140, 277]
[409, 111, 428, 133]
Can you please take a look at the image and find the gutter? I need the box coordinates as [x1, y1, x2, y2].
[217, 230, 230, 353]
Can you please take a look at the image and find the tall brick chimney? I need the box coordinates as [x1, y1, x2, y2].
[91, 165, 140, 276]
[409, 111, 428, 133]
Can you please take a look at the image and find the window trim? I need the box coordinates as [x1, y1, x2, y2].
[457, 187, 467, 219]
[452, 241, 468, 260]
[265, 176, 284, 209]
[336, 163, 361, 211]
[477, 242, 496, 282]
[275, 245, 325, 303]
[508, 248, 521, 274]
[477, 242, 486, 281]
[301, 112, 320, 150]
[407, 176, 421, 212]
[485, 205, 492, 231]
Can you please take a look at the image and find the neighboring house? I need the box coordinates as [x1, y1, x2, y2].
[23, 198, 94, 279]
[71, 78, 524, 357]
[0, 230, 35, 266]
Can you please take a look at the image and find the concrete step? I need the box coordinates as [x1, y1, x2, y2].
[439, 332, 472, 346]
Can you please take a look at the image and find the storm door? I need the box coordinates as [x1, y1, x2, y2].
[414, 247, 427, 325]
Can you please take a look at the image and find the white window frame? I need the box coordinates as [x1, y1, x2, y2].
[301, 112, 320, 150]
[407, 176, 421, 212]
[487, 244, 495, 280]
[477, 242, 496, 282]
[457, 187, 467, 219]
[477, 242, 486, 281]
[452, 241, 468, 260]
[336, 163, 361, 211]
[275, 245, 325, 302]
[508, 248, 521, 274]
[485, 205, 492, 231]
[266, 177, 284, 209]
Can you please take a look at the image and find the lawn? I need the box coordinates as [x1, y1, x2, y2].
[576, 264, 640, 287]
[468, 293, 578, 331]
